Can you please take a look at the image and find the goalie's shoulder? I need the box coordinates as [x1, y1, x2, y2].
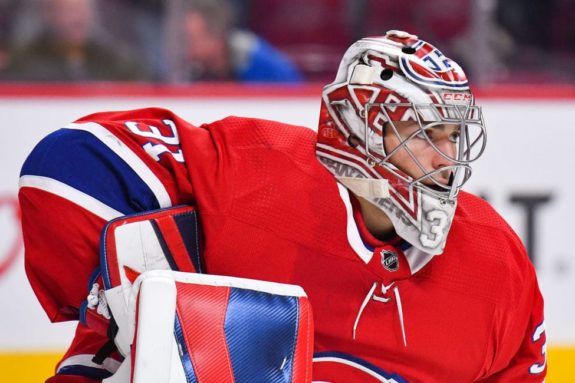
[453, 191, 534, 281]
[455, 191, 516, 238]
[206, 116, 316, 152]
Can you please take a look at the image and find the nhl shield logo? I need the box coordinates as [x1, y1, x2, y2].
[381, 250, 399, 272]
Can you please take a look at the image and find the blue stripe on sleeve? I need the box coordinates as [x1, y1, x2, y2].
[224, 288, 299, 383]
[20, 128, 161, 215]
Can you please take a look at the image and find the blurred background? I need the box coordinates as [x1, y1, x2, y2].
[0, 0, 573, 84]
[0, 0, 574, 382]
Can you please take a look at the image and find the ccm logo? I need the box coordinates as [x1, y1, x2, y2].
[443, 93, 472, 101]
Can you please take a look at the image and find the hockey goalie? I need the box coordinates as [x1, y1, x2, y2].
[19, 31, 546, 382]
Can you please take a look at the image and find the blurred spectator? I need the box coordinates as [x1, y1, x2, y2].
[495, 0, 575, 83]
[0, 1, 15, 71]
[100, 0, 167, 81]
[177, 0, 302, 82]
[1, 0, 148, 81]
[247, 0, 352, 82]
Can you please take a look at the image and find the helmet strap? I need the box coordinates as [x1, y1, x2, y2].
[336, 177, 390, 199]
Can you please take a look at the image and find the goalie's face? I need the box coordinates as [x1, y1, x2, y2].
[361, 102, 486, 201]
[384, 121, 460, 188]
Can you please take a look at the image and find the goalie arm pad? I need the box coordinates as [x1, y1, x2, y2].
[80, 205, 202, 344]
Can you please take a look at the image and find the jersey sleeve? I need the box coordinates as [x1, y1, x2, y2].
[19, 108, 197, 382]
[477, 245, 547, 382]
[19, 107, 194, 323]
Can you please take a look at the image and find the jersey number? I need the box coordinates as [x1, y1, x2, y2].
[529, 321, 546, 374]
[419, 210, 448, 248]
[125, 120, 184, 163]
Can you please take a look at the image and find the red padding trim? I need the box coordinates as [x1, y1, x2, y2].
[154, 215, 197, 273]
[176, 282, 235, 383]
[291, 296, 314, 383]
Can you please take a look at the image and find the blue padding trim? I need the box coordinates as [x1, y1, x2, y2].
[99, 220, 115, 290]
[174, 314, 198, 383]
[313, 352, 409, 383]
[86, 267, 102, 290]
[173, 211, 203, 273]
[79, 267, 101, 326]
[225, 288, 299, 383]
[79, 300, 89, 326]
[58, 365, 113, 380]
[20, 128, 161, 215]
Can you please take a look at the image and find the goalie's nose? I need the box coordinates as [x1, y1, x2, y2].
[430, 139, 456, 184]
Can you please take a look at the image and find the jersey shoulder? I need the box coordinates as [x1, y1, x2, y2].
[76, 106, 183, 125]
[200, 116, 318, 172]
[445, 191, 537, 303]
[205, 116, 316, 150]
[453, 191, 529, 265]
[455, 191, 505, 224]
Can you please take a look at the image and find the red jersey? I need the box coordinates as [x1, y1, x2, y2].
[19, 108, 546, 382]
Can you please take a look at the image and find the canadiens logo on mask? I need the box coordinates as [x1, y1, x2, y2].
[316, 31, 486, 256]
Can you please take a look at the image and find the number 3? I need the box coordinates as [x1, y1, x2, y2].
[529, 321, 546, 374]
[419, 210, 448, 248]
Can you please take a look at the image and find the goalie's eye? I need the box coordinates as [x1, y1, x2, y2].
[415, 127, 433, 140]
[416, 125, 460, 144]
[448, 129, 460, 143]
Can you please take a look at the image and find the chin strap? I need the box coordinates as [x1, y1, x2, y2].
[336, 177, 390, 199]
[353, 281, 407, 348]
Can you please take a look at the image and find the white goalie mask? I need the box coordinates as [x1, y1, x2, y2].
[316, 31, 487, 255]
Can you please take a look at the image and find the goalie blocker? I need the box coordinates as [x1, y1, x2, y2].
[82, 205, 314, 383]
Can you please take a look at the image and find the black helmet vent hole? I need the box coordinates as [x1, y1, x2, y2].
[380, 69, 394, 81]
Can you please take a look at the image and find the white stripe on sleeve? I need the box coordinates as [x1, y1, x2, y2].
[19, 175, 123, 221]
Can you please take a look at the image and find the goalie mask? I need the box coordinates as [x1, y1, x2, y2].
[317, 30, 487, 255]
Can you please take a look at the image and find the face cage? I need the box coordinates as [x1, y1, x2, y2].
[363, 102, 487, 201]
